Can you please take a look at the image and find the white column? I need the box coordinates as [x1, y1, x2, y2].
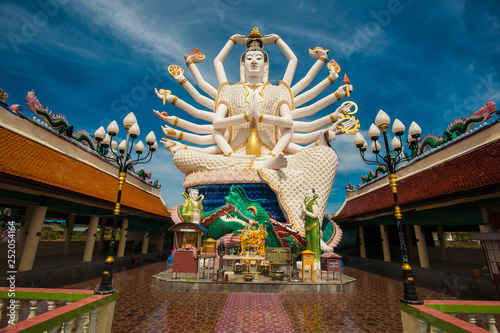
[480, 207, 496, 233]
[157, 233, 165, 252]
[16, 205, 34, 259]
[117, 219, 129, 258]
[19, 206, 47, 272]
[380, 225, 391, 262]
[82, 216, 99, 262]
[406, 224, 417, 258]
[359, 226, 366, 258]
[98, 217, 106, 251]
[437, 226, 449, 261]
[142, 231, 149, 254]
[63, 213, 76, 255]
[414, 225, 430, 268]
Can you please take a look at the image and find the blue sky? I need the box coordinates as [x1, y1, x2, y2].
[1, 0, 499, 214]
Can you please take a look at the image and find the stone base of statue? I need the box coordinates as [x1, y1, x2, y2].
[152, 268, 356, 294]
[216, 269, 226, 281]
[290, 268, 301, 282]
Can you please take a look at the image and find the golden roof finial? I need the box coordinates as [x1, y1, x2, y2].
[248, 27, 262, 39]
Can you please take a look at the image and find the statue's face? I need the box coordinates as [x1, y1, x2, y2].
[244, 51, 266, 78]
[189, 189, 199, 201]
[305, 189, 314, 200]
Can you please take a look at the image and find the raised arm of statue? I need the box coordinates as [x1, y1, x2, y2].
[248, 102, 294, 128]
[306, 202, 319, 219]
[263, 34, 297, 86]
[162, 124, 215, 145]
[291, 47, 328, 96]
[155, 88, 214, 122]
[212, 103, 255, 159]
[292, 118, 355, 145]
[291, 84, 353, 119]
[293, 102, 356, 132]
[266, 103, 294, 157]
[185, 50, 217, 99]
[294, 64, 340, 107]
[214, 34, 246, 85]
[212, 103, 250, 129]
[161, 138, 222, 154]
[154, 110, 212, 134]
[172, 74, 215, 109]
[213, 127, 255, 159]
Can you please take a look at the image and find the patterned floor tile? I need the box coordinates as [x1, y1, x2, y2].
[43, 262, 497, 332]
[214, 293, 294, 333]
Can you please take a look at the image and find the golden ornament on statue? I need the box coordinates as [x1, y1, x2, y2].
[327, 59, 341, 74]
[168, 65, 184, 77]
[338, 115, 360, 135]
[341, 101, 358, 115]
[158, 89, 171, 105]
[248, 27, 262, 39]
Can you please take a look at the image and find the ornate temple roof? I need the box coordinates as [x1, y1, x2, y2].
[334, 120, 500, 224]
[0, 105, 170, 220]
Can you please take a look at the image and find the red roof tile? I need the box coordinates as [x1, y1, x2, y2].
[335, 139, 500, 221]
[0, 127, 170, 218]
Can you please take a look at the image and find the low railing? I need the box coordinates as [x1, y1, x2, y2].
[400, 300, 500, 332]
[0, 287, 118, 333]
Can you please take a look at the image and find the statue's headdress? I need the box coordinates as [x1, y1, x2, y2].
[240, 27, 269, 83]
[246, 27, 263, 49]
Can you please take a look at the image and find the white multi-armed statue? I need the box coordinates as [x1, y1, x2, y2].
[154, 27, 359, 238]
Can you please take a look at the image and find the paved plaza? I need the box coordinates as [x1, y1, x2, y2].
[60, 261, 485, 332]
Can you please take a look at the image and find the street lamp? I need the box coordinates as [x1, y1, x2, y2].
[94, 112, 158, 294]
[353, 110, 423, 305]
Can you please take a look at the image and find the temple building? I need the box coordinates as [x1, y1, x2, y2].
[0, 96, 173, 286]
[334, 100, 500, 297]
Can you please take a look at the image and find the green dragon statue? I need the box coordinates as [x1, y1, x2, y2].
[173, 185, 342, 252]
[25, 90, 96, 150]
[361, 100, 497, 184]
[419, 99, 497, 154]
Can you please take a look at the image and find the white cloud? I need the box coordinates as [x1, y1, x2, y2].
[70, 1, 188, 64]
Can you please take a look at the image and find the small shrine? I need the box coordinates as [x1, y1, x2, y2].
[168, 222, 207, 279]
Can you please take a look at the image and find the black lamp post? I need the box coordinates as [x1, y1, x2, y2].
[353, 110, 423, 305]
[94, 112, 158, 294]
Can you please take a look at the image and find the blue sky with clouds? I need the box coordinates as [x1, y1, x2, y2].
[1, 0, 499, 214]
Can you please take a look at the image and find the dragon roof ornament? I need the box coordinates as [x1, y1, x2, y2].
[4, 90, 158, 185]
[359, 99, 498, 186]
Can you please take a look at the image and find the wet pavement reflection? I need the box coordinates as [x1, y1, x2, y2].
[62, 262, 467, 332]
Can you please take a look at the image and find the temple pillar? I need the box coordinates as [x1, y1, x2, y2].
[437, 226, 449, 261]
[359, 226, 366, 258]
[117, 219, 129, 258]
[480, 207, 496, 233]
[157, 233, 165, 252]
[18, 205, 47, 272]
[142, 231, 149, 254]
[82, 216, 99, 262]
[63, 213, 76, 255]
[405, 224, 417, 258]
[16, 205, 34, 259]
[98, 217, 106, 251]
[380, 225, 391, 262]
[414, 225, 430, 268]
